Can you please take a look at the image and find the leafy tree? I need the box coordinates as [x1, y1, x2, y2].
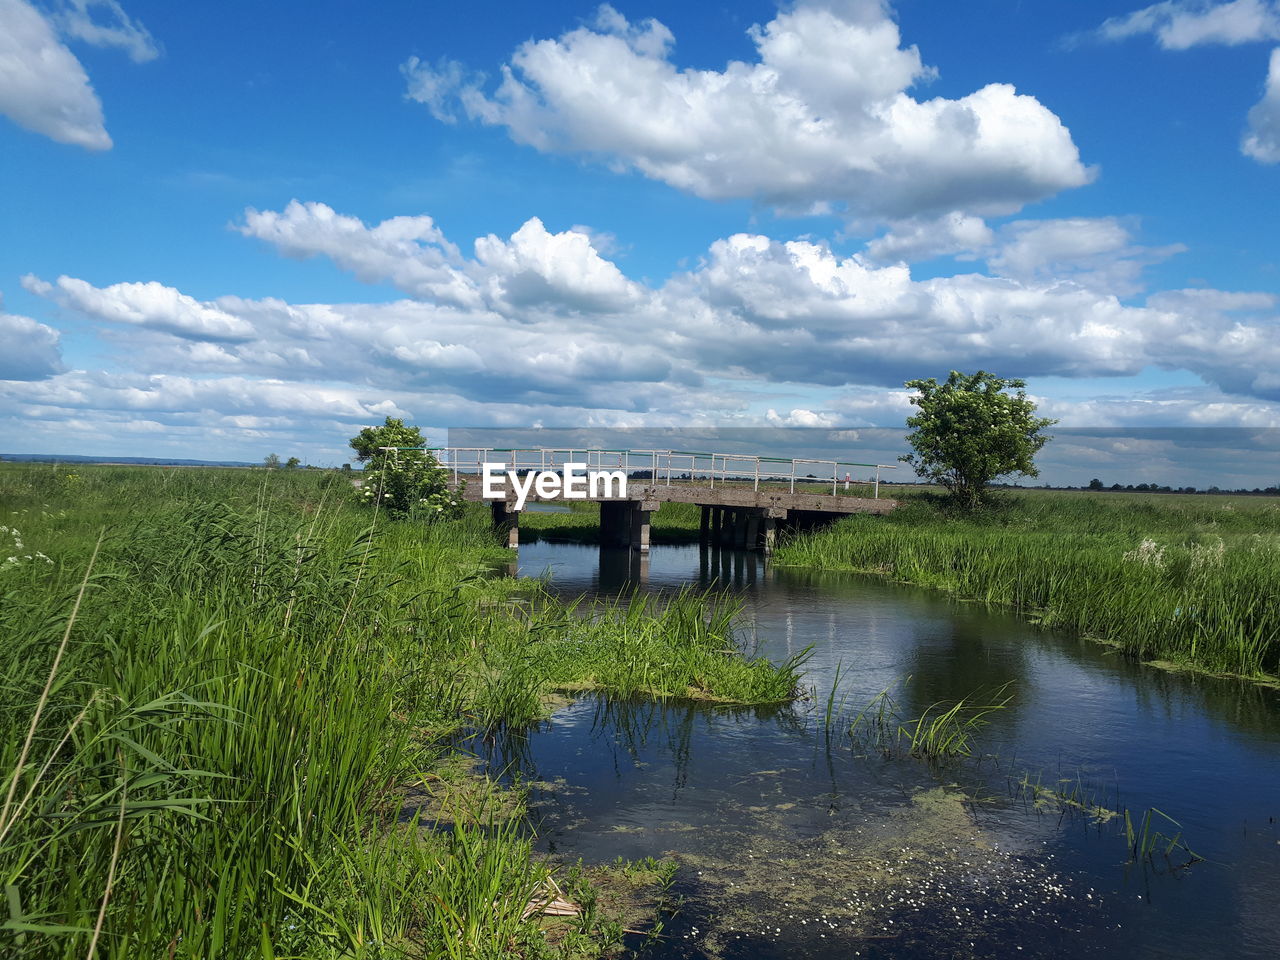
[900, 370, 1056, 510]
[1088, 478, 1104, 491]
[263, 453, 280, 469]
[347, 417, 461, 519]
[285, 456, 301, 469]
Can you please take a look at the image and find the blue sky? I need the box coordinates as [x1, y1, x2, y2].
[1, 0, 1279, 484]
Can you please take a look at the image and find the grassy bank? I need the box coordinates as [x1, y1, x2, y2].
[774, 491, 1280, 681]
[0, 464, 800, 958]
[517, 501, 703, 545]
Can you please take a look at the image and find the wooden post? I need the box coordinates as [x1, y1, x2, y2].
[699, 505, 710, 543]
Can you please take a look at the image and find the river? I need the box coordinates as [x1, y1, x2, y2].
[481, 539, 1280, 959]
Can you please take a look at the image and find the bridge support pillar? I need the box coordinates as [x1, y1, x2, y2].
[600, 500, 630, 547]
[600, 500, 659, 551]
[699, 505, 710, 543]
[761, 517, 777, 556]
[491, 501, 519, 549]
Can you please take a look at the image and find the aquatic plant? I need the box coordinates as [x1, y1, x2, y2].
[845, 681, 1014, 760]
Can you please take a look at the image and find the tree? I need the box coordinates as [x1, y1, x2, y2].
[263, 453, 280, 469]
[285, 456, 301, 469]
[1088, 478, 1104, 491]
[347, 417, 460, 519]
[900, 370, 1056, 510]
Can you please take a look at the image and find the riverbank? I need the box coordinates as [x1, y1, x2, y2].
[0, 464, 801, 958]
[773, 490, 1280, 682]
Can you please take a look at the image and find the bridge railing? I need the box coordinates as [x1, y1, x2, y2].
[421, 447, 898, 498]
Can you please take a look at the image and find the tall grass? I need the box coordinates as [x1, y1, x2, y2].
[775, 492, 1280, 679]
[0, 463, 798, 957]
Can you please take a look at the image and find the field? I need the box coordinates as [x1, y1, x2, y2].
[0, 464, 803, 959]
[773, 489, 1280, 681]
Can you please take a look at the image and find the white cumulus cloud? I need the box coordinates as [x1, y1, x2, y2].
[1244, 47, 1280, 160]
[865, 212, 994, 263]
[23, 274, 256, 341]
[0, 0, 111, 149]
[985, 217, 1185, 296]
[240, 201, 642, 315]
[1097, 0, 1280, 49]
[405, 1, 1092, 219]
[0, 295, 63, 380]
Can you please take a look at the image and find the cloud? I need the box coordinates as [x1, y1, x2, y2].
[23, 274, 256, 341]
[864, 212, 993, 262]
[1096, 0, 1280, 49]
[239, 201, 478, 306]
[1244, 47, 1280, 160]
[765, 407, 839, 427]
[54, 0, 159, 63]
[985, 217, 1185, 296]
[1088, 4, 1280, 163]
[236, 202, 1280, 403]
[0, 295, 63, 380]
[0, 0, 111, 149]
[18, 201, 1280, 465]
[239, 201, 642, 315]
[405, 1, 1092, 219]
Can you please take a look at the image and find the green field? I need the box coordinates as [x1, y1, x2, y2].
[0, 463, 802, 958]
[774, 489, 1280, 682]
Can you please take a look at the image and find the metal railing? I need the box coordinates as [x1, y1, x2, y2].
[393, 446, 897, 498]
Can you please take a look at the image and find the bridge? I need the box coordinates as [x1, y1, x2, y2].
[427, 447, 898, 554]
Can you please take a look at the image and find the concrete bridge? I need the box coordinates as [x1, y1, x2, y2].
[430, 447, 898, 554]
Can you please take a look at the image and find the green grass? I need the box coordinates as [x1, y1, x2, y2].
[0, 463, 799, 958]
[774, 490, 1280, 681]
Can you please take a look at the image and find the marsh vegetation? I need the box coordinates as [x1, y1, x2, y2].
[0, 464, 799, 958]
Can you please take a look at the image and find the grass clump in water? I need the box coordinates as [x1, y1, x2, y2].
[845, 681, 1014, 760]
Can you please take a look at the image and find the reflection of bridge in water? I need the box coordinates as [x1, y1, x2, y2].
[433, 447, 899, 554]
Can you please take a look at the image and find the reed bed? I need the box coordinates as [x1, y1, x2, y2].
[775, 493, 1280, 680]
[0, 463, 798, 958]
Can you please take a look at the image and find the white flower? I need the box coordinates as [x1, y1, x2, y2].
[1123, 538, 1166, 568]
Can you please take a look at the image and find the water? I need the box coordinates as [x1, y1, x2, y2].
[485, 541, 1280, 959]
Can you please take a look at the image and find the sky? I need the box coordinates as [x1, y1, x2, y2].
[1, 0, 1279, 485]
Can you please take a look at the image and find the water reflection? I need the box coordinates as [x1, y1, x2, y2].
[502, 541, 1280, 959]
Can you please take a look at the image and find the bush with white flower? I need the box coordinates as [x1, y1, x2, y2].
[349, 417, 463, 521]
[1, 524, 53, 570]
